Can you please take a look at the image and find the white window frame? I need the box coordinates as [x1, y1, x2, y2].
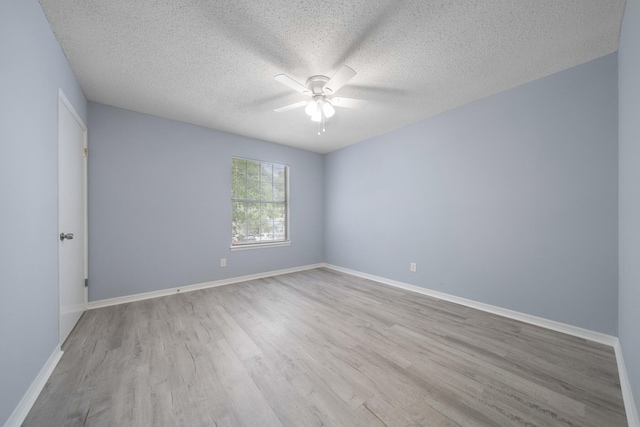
[230, 157, 290, 251]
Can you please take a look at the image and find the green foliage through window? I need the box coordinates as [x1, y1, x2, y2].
[232, 158, 288, 245]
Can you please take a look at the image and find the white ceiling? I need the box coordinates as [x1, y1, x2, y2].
[39, 0, 625, 153]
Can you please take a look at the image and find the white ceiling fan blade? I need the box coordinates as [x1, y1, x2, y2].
[323, 65, 356, 94]
[274, 74, 310, 94]
[330, 97, 366, 108]
[274, 100, 308, 113]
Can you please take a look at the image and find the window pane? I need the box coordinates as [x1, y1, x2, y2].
[261, 163, 273, 182]
[261, 181, 273, 201]
[260, 204, 274, 240]
[232, 202, 247, 242]
[246, 219, 260, 241]
[261, 202, 274, 222]
[272, 203, 285, 219]
[232, 158, 246, 177]
[273, 220, 285, 240]
[232, 175, 246, 199]
[247, 202, 260, 219]
[260, 163, 274, 202]
[273, 182, 285, 202]
[232, 201, 246, 223]
[246, 179, 261, 200]
[273, 165, 285, 183]
[247, 161, 260, 180]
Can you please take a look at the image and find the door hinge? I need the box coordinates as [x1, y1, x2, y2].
[85, 278, 88, 288]
[83, 148, 88, 158]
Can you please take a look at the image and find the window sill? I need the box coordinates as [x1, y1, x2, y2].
[230, 241, 291, 251]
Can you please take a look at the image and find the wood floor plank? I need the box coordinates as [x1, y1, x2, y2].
[207, 338, 282, 427]
[23, 268, 628, 426]
[242, 353, 326, 427]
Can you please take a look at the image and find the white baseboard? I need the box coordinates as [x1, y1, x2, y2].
[88, 263, 325, 309]
[614, 341, 640, 427]
[323, 263, 640, 426]
[323, 264, 617, 346]
[3, 346, 63, 427]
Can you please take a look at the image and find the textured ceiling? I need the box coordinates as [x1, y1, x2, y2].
[39, 0, 625, 153]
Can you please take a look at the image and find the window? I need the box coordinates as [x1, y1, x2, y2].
[231, 157, 289, 248]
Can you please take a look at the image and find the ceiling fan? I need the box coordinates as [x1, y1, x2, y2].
[273, 65, 365, 133]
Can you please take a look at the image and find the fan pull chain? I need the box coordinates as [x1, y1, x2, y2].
[317, 110, 326, 135]
[315, 109, 328, 135]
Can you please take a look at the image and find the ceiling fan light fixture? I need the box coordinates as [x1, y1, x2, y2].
[322, 102, 335, 118]
[311, 109, 322, 122]
[305, 100, 318, 117]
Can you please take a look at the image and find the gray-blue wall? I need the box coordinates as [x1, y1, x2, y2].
[325, 54, 618, 335]
[0, 0, 87, 423]
[1, 0, 632, 422]
[619, 0, 640, 412]
[87, 102, 324, 301]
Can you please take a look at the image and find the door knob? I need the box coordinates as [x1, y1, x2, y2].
[60, 233, 74, 241]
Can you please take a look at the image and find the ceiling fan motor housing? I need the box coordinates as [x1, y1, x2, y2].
[306, 75, 331, 94]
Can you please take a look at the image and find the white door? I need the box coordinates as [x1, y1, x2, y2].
[58, 89, 87, 346]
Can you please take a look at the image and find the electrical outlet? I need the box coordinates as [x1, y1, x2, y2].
[410, 262, 417, 272]
[221, 258, 227, 267]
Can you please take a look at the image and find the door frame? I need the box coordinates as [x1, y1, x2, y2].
[57, 88, 88, 345]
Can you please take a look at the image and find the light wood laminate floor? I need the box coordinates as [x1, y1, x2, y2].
[25, 268, 627, 426]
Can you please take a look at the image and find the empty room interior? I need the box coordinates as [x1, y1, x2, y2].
[2, 0, 640, 426]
